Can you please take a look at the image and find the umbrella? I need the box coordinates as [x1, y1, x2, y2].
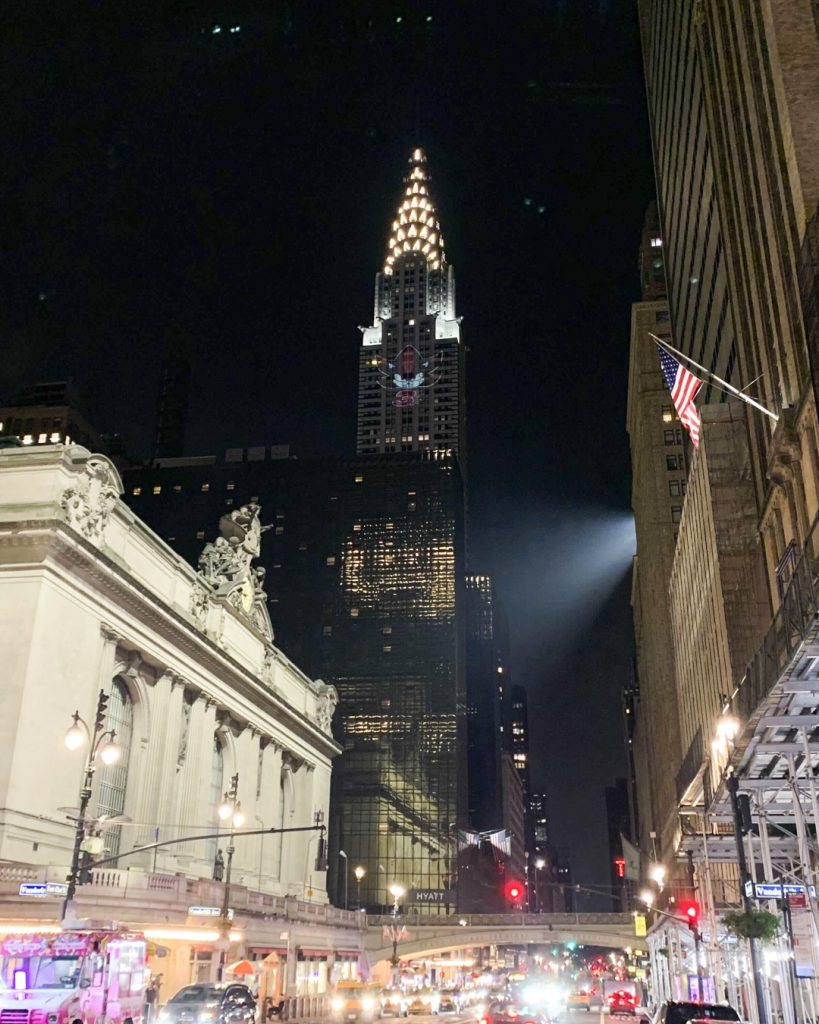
[226, 960, 256, 976]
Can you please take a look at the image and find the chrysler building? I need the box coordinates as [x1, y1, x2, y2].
[356, 148, 465, 457]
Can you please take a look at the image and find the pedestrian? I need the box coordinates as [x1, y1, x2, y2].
[213, 849, 225, 882]
[145, 976, 158, 1024]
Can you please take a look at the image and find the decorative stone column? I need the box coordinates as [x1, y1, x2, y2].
[98, 623, 122, 694]
[152, 676, 187, 873]
[177, 693, 218, 870]
[260, 742, 283, 886]
[131, 670, 173, 852]
[281, 760, 316, 896]
[232, 725, 261, 881]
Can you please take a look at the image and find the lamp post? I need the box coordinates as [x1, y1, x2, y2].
[217, 773, 245, 980]
[388, 883, 405, 975]
[62, 689, 121, 921]
[534, 858, 545, 913]
[339, 849, 349, 909]
[354, 865, 366, 911]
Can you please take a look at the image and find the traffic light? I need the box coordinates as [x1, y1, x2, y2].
[94, 689, 110, 730]
[680, 899, 701, 934]
[505, 880, 524, 905]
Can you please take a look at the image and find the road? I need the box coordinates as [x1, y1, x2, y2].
[396, 1012, 616, 1024]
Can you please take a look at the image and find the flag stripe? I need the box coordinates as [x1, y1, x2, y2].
[657, 346, 703, 448]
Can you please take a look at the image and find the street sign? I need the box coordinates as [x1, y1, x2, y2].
[746, 881, 816, 900]
[634, 913, 647, 938]
[188, 905, 232, 917]
[19, 882, 68, 897]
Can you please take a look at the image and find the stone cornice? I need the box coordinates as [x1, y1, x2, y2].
[0, 520, 341, 759]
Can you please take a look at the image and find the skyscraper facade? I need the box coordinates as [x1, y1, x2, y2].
[357, 149, 465, 459]
[638, 0, 738, 395]
[626, 204, 683, 863]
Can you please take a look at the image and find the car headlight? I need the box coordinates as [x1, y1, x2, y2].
[331, 999, 345, 1012]
[159, 1012, 171, 1021]
[199, 1013, 217, 1022]
[362, 998, 375, 1011]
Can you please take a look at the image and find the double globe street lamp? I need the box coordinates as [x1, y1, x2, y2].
[62, 690, 121, 920]
[354, 864, 366, 911]
[216, 773, 245, 979]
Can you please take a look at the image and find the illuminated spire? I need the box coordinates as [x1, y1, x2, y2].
[383, 147, 446, 275]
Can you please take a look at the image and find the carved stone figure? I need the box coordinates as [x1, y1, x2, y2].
[60, 456, 120, 542]
[196, 503, 273, 640]
[190, 578, 211, 629]
[314, 680, 339, 734]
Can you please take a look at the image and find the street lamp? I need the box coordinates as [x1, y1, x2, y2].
[217, 773, 242, 980]
[638, 888, 655, 908]
[716, 713, 740, 744]
[339, 849, 349, 909]
[61, 690, 121, 920]
[388, 884, 406, 971]
[354, 865, 366, 910]
[534, 857, 545, 913]
[648, 863, 666, 889]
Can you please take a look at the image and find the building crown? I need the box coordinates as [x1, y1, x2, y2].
[383, 147, 445, 276]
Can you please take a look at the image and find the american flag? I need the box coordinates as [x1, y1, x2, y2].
[657, 346, 703, 446]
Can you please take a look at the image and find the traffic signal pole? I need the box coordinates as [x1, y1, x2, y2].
[728, 772, 768, 1024]
[687, 851, 705, 1002]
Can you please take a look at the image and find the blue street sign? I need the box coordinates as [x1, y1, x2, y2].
[19, 883, 47, 897]
[750, 882, 816, 900]
[19, 882, 68, 897]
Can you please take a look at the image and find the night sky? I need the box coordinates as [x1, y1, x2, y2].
[3, 1, 654, 902]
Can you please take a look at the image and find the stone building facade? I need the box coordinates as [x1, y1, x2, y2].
[0, 443, 362, 1001]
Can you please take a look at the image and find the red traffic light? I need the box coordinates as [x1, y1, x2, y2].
[680, 899, 700, 931]
[505, 880, 524, 902]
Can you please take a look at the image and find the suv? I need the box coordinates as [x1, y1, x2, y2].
[647, 1002, 741, 1024]
[161, 983, 257, 1024]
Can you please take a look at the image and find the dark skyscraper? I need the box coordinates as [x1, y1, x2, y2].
[357, 149, 465, 459]
[464, 574, 508, 831]
[508, 685, 532, 803]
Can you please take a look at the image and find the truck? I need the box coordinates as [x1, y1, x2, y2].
[0, 930, 148, 1024]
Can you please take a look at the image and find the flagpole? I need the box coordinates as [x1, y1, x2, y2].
[649, 333, 779, 423]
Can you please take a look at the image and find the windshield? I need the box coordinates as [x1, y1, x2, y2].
[668, 1005, 740, 1024]
[171, 987, 218, 1004]
[0, 956, 82, 990]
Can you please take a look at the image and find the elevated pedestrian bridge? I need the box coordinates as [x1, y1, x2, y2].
[364, 912, 636, 963]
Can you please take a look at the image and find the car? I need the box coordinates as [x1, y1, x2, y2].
[438, 992, 460, 1014]
[331, 983, 380, 1022]
[477, 999, 550, 1024]
[160, 984, 257, 1024]
[645, 1002, 742, 1024]
[380, 990, 409, 1017]
[407, 990, 441, 1015]
[609, 991, 638, 1016]
[567, 991, 591, 1012]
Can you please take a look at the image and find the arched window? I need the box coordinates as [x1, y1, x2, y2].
[207, 736, 224, 865]
[97, 679, 134, 862]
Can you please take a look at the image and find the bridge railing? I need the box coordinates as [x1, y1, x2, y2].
[367, 912, 633, 927]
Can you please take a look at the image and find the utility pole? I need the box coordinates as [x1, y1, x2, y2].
[686, 850, 705, 1002]
[727, 772, 767, 1024]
